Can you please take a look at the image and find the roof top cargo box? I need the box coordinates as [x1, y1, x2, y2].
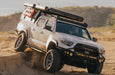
[24, 3, 84, 22]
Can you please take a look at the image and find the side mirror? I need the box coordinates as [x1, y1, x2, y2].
[92, 37, 97, 42]
[45, 26, 52, 31]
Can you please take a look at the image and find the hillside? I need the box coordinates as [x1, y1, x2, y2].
[60, 6, 115, 27]
[0, 6, 115, 32]
[0, 12, 21, 32]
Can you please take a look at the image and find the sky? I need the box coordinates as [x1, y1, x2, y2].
[0, 0, 115, 16]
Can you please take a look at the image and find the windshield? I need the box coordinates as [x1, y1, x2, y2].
[56, 22, 91, 40]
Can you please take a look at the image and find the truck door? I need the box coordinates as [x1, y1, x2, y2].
[29, 17, 48, 49]
[38, 18, 54, 50]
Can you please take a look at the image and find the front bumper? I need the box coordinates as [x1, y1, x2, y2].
[58, 47, 105, 68]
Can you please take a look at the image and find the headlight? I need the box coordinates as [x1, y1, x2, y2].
[60, 39, 73, 46]
[99, 49, 105, 54]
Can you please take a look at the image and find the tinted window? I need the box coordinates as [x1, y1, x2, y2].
[56, 22, 91, 40]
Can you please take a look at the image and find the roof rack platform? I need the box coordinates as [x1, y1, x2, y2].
[24, 3, 84, 22]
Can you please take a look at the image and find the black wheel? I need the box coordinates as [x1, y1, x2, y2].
[43, 49, 61, 73]
[14, 32, 27, 52]
[87, 62, 103, 74]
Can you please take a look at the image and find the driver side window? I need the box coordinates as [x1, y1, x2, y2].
[45, 19, 53, 30]
[46, 19, 53, 27]
[37, 18, 47, 28]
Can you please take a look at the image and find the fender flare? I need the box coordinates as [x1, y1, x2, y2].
[46, 35, 58, 51]
[18, 29, 28, 37]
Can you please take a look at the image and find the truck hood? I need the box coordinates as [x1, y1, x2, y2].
[55, 32, 104, 50]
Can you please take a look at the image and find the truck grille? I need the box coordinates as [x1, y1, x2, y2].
[74, 43, 99, 57]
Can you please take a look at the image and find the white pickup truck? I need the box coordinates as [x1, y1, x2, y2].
[15, 3, 105, 74]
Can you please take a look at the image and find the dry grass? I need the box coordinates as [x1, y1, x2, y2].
[88, 26, 115, 34]
[88, 26, 115, 41]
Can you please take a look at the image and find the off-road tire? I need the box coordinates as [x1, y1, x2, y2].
[87, 62, 103, 74]
[14, 32, 27, 52]
[43, 49, 61, 73]
[57, 61, 64, 71]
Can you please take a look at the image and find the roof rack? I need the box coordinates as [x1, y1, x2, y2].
[24, 3, 84, 22]
[57, 17, 88, 27]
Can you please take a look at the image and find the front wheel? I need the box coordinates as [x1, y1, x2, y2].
[87, 62, 103, 74]
[14, 32, 27, 52]
[43, 49, 61, 73]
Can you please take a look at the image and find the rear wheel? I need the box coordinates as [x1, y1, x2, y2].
[87, 62, 103, 74]
[43, 49, 61, 73]
[14, 32, 27, 52]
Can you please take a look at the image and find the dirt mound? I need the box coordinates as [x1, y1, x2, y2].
[0, 50, 88, 75]
[0, 52, 44, 75]
[0, 52, 23, 75]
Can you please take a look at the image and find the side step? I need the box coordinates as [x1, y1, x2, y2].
[25, 45, 46, 54]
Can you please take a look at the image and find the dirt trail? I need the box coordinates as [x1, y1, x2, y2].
[99, 41, 115, 74]
[0, 33, 115, 75]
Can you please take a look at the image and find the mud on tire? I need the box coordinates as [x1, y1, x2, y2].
[14, 32, 27, 52]
[43, 49, 62, 73]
